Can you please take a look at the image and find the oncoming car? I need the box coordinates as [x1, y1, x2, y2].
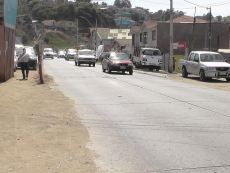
[74, 49, 96, 67]
[66, 49, 77, 61]
[43, 48, 54, 59]
[102, 52, 133, 75]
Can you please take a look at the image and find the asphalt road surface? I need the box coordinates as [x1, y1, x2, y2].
[43, 57, 230, 173]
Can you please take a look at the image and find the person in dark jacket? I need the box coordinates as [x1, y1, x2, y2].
[18, 48, 30, 80]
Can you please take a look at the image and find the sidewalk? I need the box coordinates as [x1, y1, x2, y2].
[0, 70, 98, 172]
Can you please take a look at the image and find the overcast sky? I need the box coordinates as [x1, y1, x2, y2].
[92, 0, 230, 17]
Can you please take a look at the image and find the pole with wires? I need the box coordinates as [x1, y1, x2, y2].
[209, 7, 212, 51]
[169, 0, 173, 73]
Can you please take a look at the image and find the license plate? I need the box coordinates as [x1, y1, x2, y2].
[219, 72, 226, 75]
[120, 66, 126, 69]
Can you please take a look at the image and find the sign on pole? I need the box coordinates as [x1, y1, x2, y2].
[4, 0, 18, 29]
[173, 42, 186, 49]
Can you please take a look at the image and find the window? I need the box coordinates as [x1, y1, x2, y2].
[152, 30, 156, 40]
[194, 54, 199, 62]
[132, 34, 135, 45]
[143, 32, 147, 44]
[140, 33, 142, 42]
[189, 53, 195, 61]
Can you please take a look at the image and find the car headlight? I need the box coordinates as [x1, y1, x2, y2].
[111, 62, 119, 66]
[208, 67, 216, 70]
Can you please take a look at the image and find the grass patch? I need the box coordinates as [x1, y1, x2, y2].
[44, 32, 73, 50]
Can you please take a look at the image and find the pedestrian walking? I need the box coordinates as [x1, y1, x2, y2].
[173, 57, 176, 71]
[18, 48, 30, 80]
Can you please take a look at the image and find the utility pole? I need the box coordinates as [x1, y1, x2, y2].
[95, 19, 97, 59]
[169, 0, 173, 73]
[41, 22, 43, 51]
[76, 18, 78, 47]
[209, 7, 212, 51]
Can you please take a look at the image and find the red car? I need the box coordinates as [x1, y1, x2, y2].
[102, 52, 133, 75]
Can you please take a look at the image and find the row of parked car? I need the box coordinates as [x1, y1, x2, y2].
[14, 44, 38, 71]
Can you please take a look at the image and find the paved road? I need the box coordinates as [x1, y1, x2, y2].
[43, 58, 230, 173]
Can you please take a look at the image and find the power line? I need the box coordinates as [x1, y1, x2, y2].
[183, 0, 230, 8]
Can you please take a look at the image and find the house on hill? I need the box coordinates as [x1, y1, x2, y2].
[43, 20, 60, 29]
[88, 28, 132, 56]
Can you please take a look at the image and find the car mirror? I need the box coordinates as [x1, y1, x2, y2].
[194, 57, 199, 62]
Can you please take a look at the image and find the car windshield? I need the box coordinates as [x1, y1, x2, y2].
[16, 48, 23, 55]
[26, 48, 35, 56]
[109, 54, 129, 60]
[68, 49, 77, 54]
[79, 51, 94, 55]
[44, 49, 53, 53]
[143, 50, 160, 56]
[100, 53, 109, 57]
[200, 54, 225, 62]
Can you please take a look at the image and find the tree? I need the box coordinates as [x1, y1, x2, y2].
[162, 9, 170, 21]
[114, 0, 131, 8]
[44, 37, 49, 44]
[131, 12, 139, 22]
[217, 15, 222, 23]
[101, 2, 107, 6]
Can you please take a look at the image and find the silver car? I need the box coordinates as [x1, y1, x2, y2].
[74, 49, 96, 67]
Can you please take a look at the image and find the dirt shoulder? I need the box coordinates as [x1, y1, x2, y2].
[167, 72, 230, 92]
[0, 70, 98, 172]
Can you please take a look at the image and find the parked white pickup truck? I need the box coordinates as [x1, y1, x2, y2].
[133, 48, 162, 71]
[178, 51, 230, 81]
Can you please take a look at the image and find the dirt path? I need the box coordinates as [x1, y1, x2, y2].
[0, 70, 99, 172]
[167, 72, 230, 92]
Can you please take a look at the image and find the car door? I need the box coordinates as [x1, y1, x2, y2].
[186, 53, 195, 73]
[190, 53, 200, 75]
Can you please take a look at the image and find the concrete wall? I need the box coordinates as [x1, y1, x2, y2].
[157, 22, 229, 54]
[0, 26, 16, 81]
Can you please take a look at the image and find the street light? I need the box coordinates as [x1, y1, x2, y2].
[78, 16, 97, 57]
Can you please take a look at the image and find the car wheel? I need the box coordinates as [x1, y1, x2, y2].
[156, 67, 160, 71]
[93, 63, 95, 67]
[33, 64, 37, 70]
[140, 62, 143, 69]
[89, 64, 91, 67]
[129, 70, 133, 75]
[182, 66, 188, 78]
[226, 78, 230, 82]
[122, 70, 125, 74]
[199, 70, 206, 81]
[149, 67, 153, 71]
[108, 66, 111, 74]
[78, 61, 80, 66]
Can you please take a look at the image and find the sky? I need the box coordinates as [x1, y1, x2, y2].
[92, 0, 230, 17]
